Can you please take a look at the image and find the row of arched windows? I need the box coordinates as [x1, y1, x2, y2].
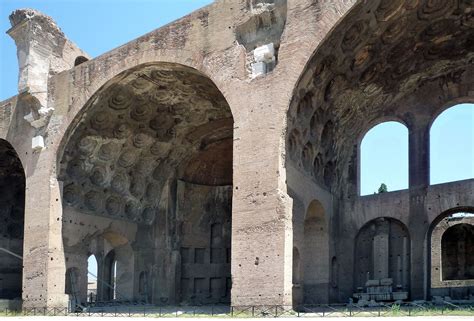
[360, 104, 473, 195]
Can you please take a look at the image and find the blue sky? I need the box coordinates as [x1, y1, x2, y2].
[361, 104, 474, 195]
[430, 104, 474, 185]
[361, 121, 409, 195]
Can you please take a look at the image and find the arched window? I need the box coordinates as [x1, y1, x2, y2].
[360, 122, 408, 195]
[430, 103, 474, 185]
[87, 255, 98, 303]
[441, 223, 474, 281]
[74, 56, 88, 66]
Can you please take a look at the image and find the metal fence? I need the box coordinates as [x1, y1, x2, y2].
[2, 301, 474, 317]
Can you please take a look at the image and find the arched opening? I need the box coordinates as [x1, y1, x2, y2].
[87, 255, 98, 304]
[429, 209, 474, 300]
[430, 103, 474, 185]
[0, 140, 25, 304]
[441, 224, 474, 281]
[74, 56, 88, 66]
[59, 62, 233, 306]
[302, 200, 329, 304]
[360, 122, 408, 195]
[353, 218, 410, 302]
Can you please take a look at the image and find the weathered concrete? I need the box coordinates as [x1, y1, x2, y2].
[0, 0, 472, 309]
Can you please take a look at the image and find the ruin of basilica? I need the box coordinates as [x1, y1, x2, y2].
[0, 0, 473, 310]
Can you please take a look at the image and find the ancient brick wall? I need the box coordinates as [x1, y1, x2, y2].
[0, 0, 472, 308]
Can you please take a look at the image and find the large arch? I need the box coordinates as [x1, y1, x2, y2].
[0, 140, 25, 304]
[285, 0, 473, 303]
[58, 62, 234, 306]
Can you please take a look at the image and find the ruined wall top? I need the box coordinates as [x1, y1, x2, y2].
[7, 8, 89, 130]
[9, 8, 60, 31]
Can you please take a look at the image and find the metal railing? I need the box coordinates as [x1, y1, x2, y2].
[2, 301, 473, 317]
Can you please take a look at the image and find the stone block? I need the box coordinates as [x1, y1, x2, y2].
[380, 278, 393, 286]
[365, 279, 380, 287]
[32, 135, 45, 151]
[251, 61, 266, 77]
[253, 43, 275, 63]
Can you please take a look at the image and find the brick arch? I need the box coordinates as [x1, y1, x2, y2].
[56, 60, 233, 171]
[57, 61, 234, 306]
[441, 223, 474, 281]
[427, 207, 474, 299]
[353, 217, 411, 299]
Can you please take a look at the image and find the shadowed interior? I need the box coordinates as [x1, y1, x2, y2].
[58, 63, 233, 305]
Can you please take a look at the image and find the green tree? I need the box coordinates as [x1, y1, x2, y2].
[378, 183, 388, 193]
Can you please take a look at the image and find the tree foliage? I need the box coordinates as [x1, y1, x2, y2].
[378, 183, 388, 193]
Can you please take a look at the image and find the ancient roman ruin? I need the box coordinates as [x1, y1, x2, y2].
[0, 0, 473, 310]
